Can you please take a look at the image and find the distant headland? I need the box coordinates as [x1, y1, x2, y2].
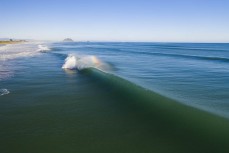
[63, 38, 74, 42]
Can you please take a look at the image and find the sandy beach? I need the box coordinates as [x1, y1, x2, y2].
[0, 40, 26, 45]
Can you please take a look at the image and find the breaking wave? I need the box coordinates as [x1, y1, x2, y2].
[0, 43, 46, 61]
[62, 54, 112, 71]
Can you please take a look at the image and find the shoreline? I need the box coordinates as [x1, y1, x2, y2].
[0, 40, 26, 45]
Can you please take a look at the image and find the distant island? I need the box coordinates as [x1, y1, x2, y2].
[63, 38, 74, 42]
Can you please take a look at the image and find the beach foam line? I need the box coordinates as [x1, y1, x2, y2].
[0, 43, 43, 61]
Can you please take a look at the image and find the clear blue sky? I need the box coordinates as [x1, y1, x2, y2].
[1, 0, 229, 42]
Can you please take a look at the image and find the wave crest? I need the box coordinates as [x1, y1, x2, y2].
[62, 54, 112, 71]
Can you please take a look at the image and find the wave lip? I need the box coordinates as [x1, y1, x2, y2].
[62, 54, 112, 71]
[62, 55, 78, 70]
[0, 89, 10, 96]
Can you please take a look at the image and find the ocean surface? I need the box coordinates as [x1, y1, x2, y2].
[1, 42, 229, 153]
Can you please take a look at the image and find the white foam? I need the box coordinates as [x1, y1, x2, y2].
[37, 44, 50, 52]
[0, 89, 10, 96]
[0, 42, 43, 61]
[62, 54, 112, 71]
[62, 55, 77, 70]
[0, 42, 48, 81]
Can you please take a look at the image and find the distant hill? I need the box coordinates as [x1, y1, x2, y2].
[63, 38, 74, 42]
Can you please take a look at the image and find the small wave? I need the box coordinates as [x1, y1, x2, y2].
[78, 68, 229, 150]
[0, 89, 10, 96]
[37, 45, 50, 52]
[148, 52, 229, 63]
[62, 54, 112, 71]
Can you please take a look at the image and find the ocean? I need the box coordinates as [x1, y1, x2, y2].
[1, 42, 229, 153]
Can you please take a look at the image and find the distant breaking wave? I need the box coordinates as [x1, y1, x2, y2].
[0, 43, 50, 61]
[0, 42, 50, 81]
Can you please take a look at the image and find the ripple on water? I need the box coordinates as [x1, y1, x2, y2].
[0, 89, 10, 96]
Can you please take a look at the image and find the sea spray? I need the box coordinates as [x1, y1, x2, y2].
[62, 55, 78, 70]
[62, 54, 113, 71]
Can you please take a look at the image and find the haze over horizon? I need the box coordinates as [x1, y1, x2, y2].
[1, 0, 229, 42]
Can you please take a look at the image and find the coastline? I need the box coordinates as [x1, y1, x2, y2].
[0, 40, 26, 45]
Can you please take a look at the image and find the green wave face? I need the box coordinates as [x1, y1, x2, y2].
[81, 68, 229, 153]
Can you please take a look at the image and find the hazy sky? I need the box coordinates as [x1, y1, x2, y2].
[1, 0, 229, 42]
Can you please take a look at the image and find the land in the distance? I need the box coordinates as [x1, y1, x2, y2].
[0, 40, 26, 45]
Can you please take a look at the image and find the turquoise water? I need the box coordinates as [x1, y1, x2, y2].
[1, 42, 229, 152]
